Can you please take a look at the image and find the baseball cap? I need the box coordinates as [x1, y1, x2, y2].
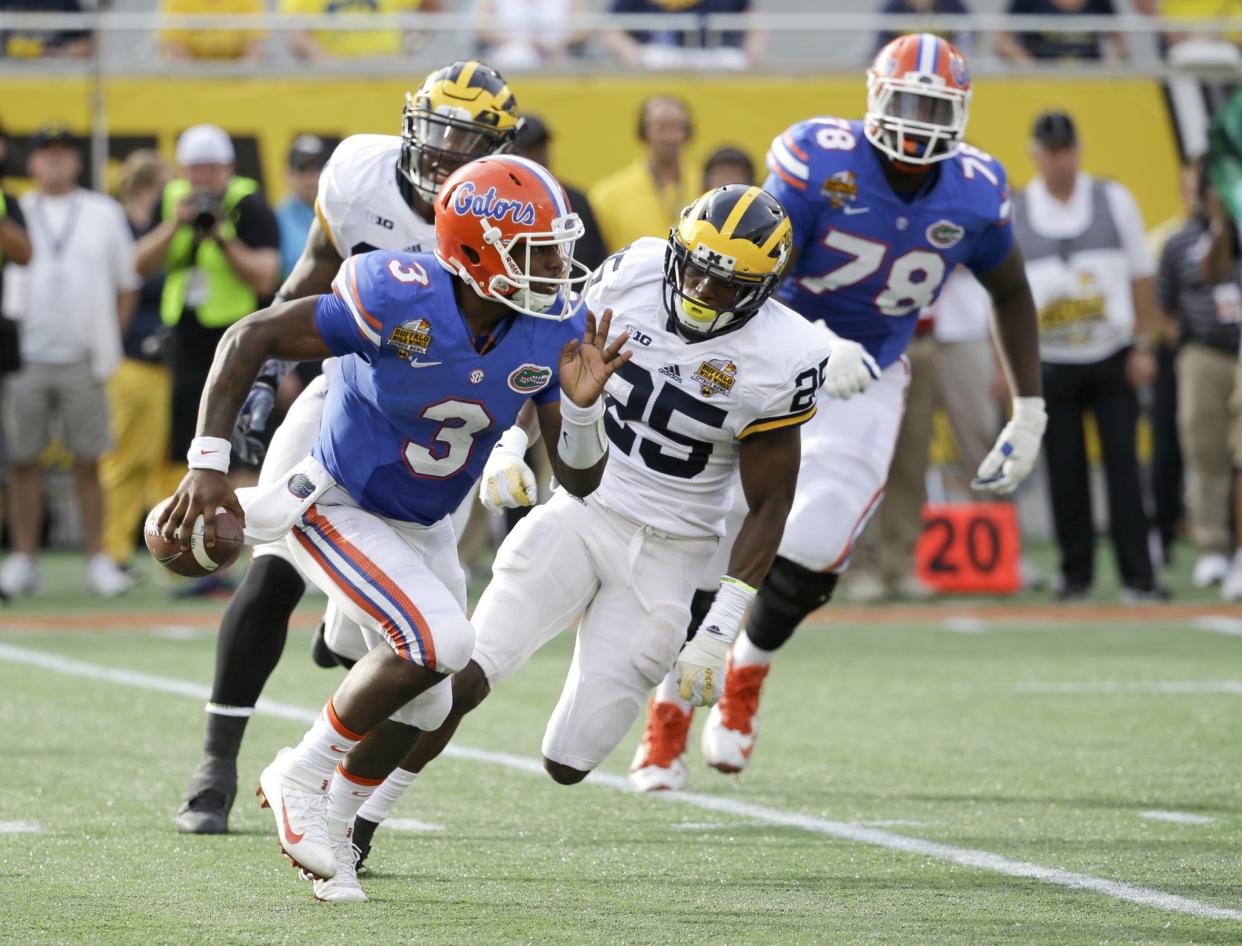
[1032, 111, 1078, 149]
[288, 134, 328, 171]
[176, 124, 235, 167]
[29, 123, 77, 151]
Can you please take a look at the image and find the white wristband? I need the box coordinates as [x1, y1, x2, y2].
[494, 425, 529, 459]
[698, 575, 758, 645]
[556, 396, 607, 470]
[187, 436, 231, 474]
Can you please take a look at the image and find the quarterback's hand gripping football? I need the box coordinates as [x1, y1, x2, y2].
[676, 577, 757, 706]
[972, 396, 1047, 495]
[158, 469, 246, 552]
[557, 308, 631, 407]
[231, 380, 277, 466]
[479, 426, 538, 513]
[815, 322, 880, 399]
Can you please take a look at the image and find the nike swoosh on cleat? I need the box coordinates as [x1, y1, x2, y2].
[280, 791, 305, 844]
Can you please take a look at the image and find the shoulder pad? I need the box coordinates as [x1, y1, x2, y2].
[950, 144, 1013, 225]
[766, 117, 864, 200]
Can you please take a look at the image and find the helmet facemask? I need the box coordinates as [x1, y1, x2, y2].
[401, 95, 515, 203]
[865, 76, 969, 166]
[662, 235, 781, 341]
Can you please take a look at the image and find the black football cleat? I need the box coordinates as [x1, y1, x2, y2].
[310, 620, 338, 669]
[351, 816, 379, 872]
[175, 754, 237, 834]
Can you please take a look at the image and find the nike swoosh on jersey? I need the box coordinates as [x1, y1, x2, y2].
[842, 206, 870, 215]
[409, 359, 443, 369]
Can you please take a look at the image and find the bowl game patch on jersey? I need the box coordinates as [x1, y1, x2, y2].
[692, 359, 738, 399]
[388, 319, 433, 360]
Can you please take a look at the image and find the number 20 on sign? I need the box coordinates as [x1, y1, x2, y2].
[915, 502, 1021, 595]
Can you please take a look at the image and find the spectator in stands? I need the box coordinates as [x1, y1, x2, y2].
[0, 125, 138, 598]
[275, 135, 328, 279]
[1014, 111, 1163, 602]
[0, 0, 91, 58]
[701, 145, 754, 189]
[159, 0, 264, 60]
[99, 150, 175, 572]
[995, 0, 1124, 65]
[135, 125, 279, 499]
[512, 114, 605, 272]
[589, 94, 693, 254]
[474, 0, 586, 70]
[283, 0, 440, 62]
[874, 0, 973, 56]
[604, 0, 761, 71]
[1157, 158, 1239, 589]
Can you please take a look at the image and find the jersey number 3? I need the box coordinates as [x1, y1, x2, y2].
[403, 399, 492, 479]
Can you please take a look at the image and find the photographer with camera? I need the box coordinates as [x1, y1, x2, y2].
[135, 125, 280, 509]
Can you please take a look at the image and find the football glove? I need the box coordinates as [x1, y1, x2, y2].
[676, 577, 757, 706]
[972, 396, 1047, 495]
[816, 322, 880, 399]
[479, 426, 537, 513]
[231, 359, 294, 467]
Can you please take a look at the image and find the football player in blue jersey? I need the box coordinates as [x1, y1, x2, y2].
[633, 33, 1048, 790]
[157, 155, 630, 898]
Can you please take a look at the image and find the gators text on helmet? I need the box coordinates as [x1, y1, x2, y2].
[865, 33, 972, 167]
[664, 185, 792, 340]
[402, 60, 522, 203]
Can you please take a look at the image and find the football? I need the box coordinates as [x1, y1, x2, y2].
[144, 498, 245, 578]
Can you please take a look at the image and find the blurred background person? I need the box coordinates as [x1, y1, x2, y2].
[474, 0, 586, 71]
[701, 144, 754, 189]
[0, 0, 91, 58]
[874, 0, 973, 56]
[282, 0, 440, 62]
[996, 0, 1125, 66]
[274, 134, 329, 280]
[159, 0, 264, 60]
[99, 150, 174, 574]
[134, 125, 279, 502]
[511, 114, 605, 272]
[604, 0, 762, 70]
[1014, 111, 1163, 602]
[0, 125, 138, 598]
[590, 94, 693, 254]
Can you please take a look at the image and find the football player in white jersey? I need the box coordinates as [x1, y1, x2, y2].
[329, 186, 833, 884]
[175, 60, 530, 835]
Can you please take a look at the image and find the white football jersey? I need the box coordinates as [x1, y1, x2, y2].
[584, 237, 830, 539]
[316, 134, 436, 258]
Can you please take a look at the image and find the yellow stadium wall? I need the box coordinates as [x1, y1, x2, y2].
[0, 75, 1182, 229]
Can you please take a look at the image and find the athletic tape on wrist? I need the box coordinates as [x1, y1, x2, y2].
[494, 425, 529, 459]
[188, 436, 231, 473]
[557, 397, 607, 470]
[698, 575, 758, 643]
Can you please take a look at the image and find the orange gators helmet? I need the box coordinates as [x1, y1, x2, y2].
[866, 33, 971, 166]
[434, 155, 590, 319]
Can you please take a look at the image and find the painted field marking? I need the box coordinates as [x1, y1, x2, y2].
[941, 617, 990, 634]
[0, 821, 41, 834]
[1189, 616, 1242, 637]
[1139, 811, 1219, 826]
[2, 641, 1241, 923]
[384, 818, 445, 833]
[151, 626, 204, 642]
[1015, 681, 1242, 696]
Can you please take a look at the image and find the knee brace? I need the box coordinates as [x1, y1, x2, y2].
[745, 556, 838, 652]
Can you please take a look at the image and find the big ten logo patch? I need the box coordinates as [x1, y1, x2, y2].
[915, 502, 1020, 595]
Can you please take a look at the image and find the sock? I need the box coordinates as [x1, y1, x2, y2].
[653, 669, 693, 714]
[355, 767, 418, 825]
[203, 706, 251, 760]
[731, 631, 777, 669]
[291, 698, 363, 782]
[327, 764, 384, 840]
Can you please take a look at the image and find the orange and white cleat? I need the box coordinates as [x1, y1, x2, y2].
[257, 748, 336, 881]
[311, 825, 367, 903]
[701, 661, 770, 774]
[628, 700, 694, 792]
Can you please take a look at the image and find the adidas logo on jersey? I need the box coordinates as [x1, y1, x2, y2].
[659, 364, 683, 383]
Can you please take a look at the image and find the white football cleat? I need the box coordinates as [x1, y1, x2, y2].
[313, 830, 367, 903]
[701, 661, 770, 775]
[628, 700, 693, 793]
[257, 749, 335, 881]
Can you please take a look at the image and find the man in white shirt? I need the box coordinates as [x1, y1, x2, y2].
[1014, 111, 1164, 602]
[0, 125, 140, 597]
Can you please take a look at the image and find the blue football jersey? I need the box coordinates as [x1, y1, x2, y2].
[313, 250, 583, 524]
[765, 117, 1014, 368]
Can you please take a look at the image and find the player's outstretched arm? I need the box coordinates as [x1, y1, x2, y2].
[535, 307, 631, 498]
[973, 244, 1047, 495]
[676, 425, 802, 706]
[158, 297, 335, 551]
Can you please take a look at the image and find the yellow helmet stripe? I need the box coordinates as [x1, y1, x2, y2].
[455, 60, 478, 92]
[759, 215, 792, 255]
[718, 185, 763, 239]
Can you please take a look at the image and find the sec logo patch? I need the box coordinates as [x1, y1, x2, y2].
[469, 368, 486, 384]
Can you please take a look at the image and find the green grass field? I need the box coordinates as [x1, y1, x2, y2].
[2, 549, 1241, 946]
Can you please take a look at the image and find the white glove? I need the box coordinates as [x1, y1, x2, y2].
[972, 396, 1047, 495]
[479, 426, 537, 513]
[815, 322, 880, 399]
[676, 577, 757, 706]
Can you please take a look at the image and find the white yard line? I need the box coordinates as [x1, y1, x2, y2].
[1015, 681, 1242, 695]
[384, 818, 445, 833]
[1189, 616, 1242, 637]
[2, 641, 1241, 923]
[1139, 811, 1219, 826]
[940, 617, 990, 634]
[0, 821, 41, 834]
